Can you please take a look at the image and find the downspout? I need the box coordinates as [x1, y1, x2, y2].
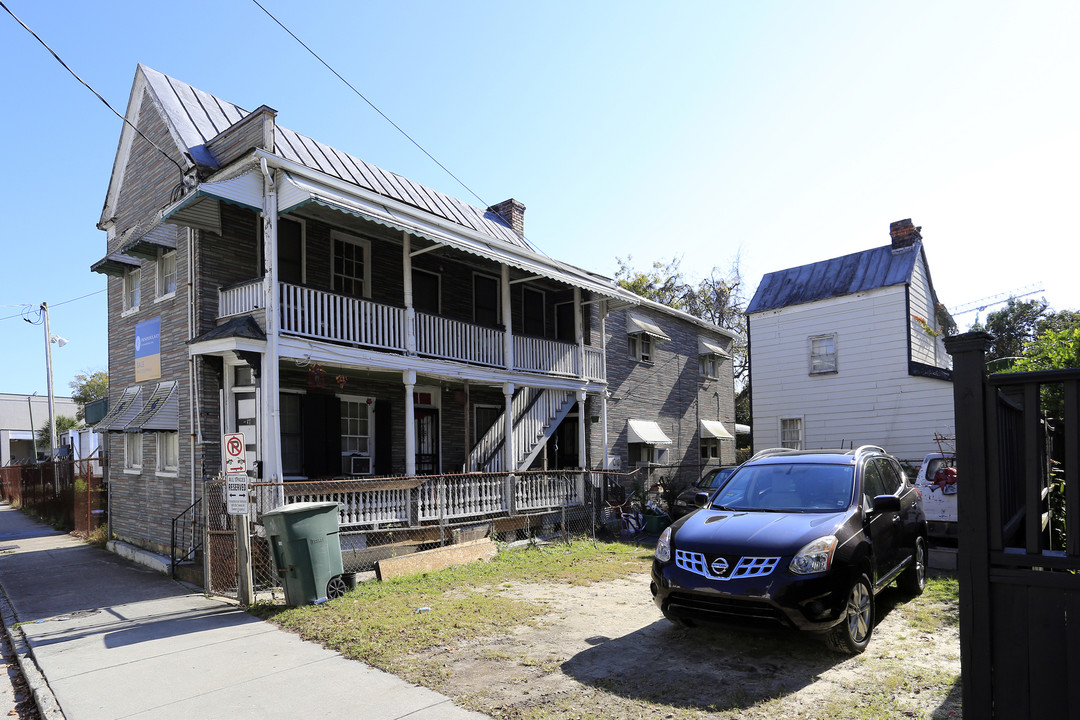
[187, 227, 198, 503]
[260, 158, 283, 507]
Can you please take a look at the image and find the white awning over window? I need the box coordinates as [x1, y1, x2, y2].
[627, 419, 672, 445]
[698, 338, 729, 357]
[700, 419, 735, 440]
[626, 313, 670, 341]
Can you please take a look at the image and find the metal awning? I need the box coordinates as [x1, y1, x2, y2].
[125, 381, 179, 431]
[700, 419, 734, 440]
[93, 387, 142, 432]
[90, 251, 141, 277]
[121, 222, 178, 261]
[626, 419, 672, 445]
[160, 170, 264, 234]
[626, 313, 670, 341]
[276, 172, 627, 301]
[698, 338, 730, 357]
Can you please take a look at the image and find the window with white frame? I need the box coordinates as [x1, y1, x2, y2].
[123, 267, 141, 312]
[809, 334, 838, 374]
[124, 432, 142, 470]
[156, 432, 178, 473]
[331, 231, 371, 297]
[700, 437, 720, 458]
[628, 334, 653, 363]
[340, 396, 374, 475]
[157, 249, 177, 298]
[780, 418, 803, 449]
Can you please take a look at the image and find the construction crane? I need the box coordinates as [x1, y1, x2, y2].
[950, 284, 1045, 317]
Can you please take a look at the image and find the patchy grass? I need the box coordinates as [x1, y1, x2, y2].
[250, 540, 650, 680]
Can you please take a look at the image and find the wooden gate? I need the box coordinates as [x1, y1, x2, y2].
[946, 332, 1080, 718]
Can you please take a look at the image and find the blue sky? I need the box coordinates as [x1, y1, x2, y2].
[1, 1, 1076, 398]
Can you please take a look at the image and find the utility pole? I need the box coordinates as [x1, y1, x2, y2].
[42, 302, 57, 461]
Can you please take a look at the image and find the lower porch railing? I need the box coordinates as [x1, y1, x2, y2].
[269, 470, 587, 530]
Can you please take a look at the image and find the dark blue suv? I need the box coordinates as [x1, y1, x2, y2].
[651, 446, 927, 653]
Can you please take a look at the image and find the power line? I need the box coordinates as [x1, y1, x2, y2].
[0, 0, 188, 181]
[248, 0, 545, 254]
[251, 1, 487, 207]
[0, 289, 105, 323]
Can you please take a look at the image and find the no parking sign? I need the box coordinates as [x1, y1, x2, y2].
[224, 432, 246, 473]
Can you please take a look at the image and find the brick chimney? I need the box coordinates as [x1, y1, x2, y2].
[488, 198, 526, 237]
[889, 218, 922, 250]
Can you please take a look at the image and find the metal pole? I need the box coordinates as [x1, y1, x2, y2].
[43, 303, 57, 458]
[27, 393, 38, 462]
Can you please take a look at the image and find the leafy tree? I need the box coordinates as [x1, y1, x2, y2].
[36, 415, 80, 450]
[615, 255, 748, 380]
[972, 298, 1049, 362]
[69, 370, 108, 421]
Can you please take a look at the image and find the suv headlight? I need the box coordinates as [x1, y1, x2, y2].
[789, 535, 837, 575]
[655, 526, 672, 563]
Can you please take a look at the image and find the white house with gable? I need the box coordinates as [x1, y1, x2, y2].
[746, 219, 954, 465]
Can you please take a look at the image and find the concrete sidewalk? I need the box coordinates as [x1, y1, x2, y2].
[0, 503, 488, 720]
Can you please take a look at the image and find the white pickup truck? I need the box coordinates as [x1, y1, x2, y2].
[916, 452, 958, 539]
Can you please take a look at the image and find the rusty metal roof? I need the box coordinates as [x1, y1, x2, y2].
[138, 65, 527, 251]
[746, 243, 920, 314]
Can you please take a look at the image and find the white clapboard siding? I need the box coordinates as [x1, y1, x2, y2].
[750, 284, 954, 462]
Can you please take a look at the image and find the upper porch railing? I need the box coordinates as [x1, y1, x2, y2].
[219, 279, 605, 382]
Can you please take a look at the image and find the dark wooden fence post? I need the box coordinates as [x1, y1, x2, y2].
[943, 331, 994, 718]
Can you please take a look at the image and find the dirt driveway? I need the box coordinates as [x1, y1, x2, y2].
[410, 572, 962, 720]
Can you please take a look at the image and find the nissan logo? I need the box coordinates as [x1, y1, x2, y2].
[710, 557, 730, 576]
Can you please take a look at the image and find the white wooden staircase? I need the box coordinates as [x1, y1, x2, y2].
[468, 388, 577, 472]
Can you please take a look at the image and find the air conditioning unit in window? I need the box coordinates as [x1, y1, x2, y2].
[350, 455, 371, 475]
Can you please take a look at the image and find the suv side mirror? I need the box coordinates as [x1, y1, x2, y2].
[694, 492, 711, 508]
[871, 494, 901, 513]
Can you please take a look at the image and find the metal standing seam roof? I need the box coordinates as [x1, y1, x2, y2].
[137, 65, 529, 252]
[746, 243, 920, 314]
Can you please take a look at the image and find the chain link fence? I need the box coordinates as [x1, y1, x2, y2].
[200, 465, 692, 601]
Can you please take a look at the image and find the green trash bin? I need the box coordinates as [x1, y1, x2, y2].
[261, 501, 347, 606]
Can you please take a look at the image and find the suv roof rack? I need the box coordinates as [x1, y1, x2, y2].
[749, 445, 888, 462]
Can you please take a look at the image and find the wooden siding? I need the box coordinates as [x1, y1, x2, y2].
[593, 305, 736, 487]
[104, 224, 202, 554]
[908, 250, 948, 368]
[110, 90, 190, 254]
[750, 286, 953, 463]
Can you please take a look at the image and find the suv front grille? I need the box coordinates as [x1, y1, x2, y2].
[675, 549, 780, 580]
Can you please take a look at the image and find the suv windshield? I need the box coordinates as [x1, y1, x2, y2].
[712, 463, 854, 512]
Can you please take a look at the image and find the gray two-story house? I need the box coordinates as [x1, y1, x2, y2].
[91, 65, 736, 560]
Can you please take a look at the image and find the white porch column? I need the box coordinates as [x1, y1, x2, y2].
[404, 370, 416, 476]
[600, 300, 610, 470]
[574, 287, 584, 378]
[502, 264, 513, 371]
[502, 382, 515, 472]
[402, 231, 416, 356]
[577, 389, 587, 469]
[260, 160, 283, 507]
